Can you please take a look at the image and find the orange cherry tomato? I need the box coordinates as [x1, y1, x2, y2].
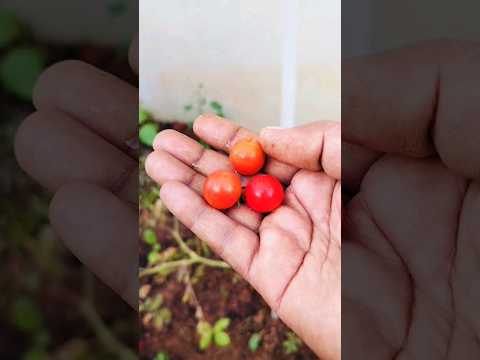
[203, 170, 242, 210]
[229, 138, 265, 176]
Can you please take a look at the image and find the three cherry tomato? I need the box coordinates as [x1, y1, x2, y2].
[203, 137, 284, 213]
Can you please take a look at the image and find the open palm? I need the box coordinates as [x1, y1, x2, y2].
[146, 116, 341, 359]
[343, 40, 480, 359]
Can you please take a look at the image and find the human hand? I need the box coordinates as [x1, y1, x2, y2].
[343, 40, 480, 358]
[14, 36, 139, 308]
[146, 115, 341, 359]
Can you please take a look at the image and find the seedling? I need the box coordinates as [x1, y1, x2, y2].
[282, 331, 302, 354]
[248, 332, 262, 352]
[143, 229, 157, 246]
[197, 317, 231, 350]
[140, 295, 172, 331]
[0, 46, 46, 101]
[139, 107, 151, 124]
[210, 101, 225, 117]
[139, 123, 159, 147]
[153, 352, 170, 360]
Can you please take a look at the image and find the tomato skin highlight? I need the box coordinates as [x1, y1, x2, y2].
[245, 175, 284, 213]
[203, 170, 242, 210]
[229, 138, 265, 176]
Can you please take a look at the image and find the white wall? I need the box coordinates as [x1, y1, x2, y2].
[139, 0, 341, 130]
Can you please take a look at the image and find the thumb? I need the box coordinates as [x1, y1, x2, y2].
[260, 121, 341, 179]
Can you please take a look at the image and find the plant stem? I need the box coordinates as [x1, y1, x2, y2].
[79, 268, 136, 360]
[140, 259, 196, 277]
[78, 300, 137, 360]
[140, 222, 230, 278]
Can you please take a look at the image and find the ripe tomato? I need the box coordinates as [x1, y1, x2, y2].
[203, 170, 242, 210]
[229, 138, 265, 176]
[245, 174, 284, 213]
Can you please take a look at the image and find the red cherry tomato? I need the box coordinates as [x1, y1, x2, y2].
[203, 170, 242, 210]
[245, 174, 284, 213]
[229, 138, 265, 176]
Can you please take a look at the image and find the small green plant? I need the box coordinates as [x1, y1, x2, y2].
[197, 317, 231, 350]
[11, 297, 44, 332]
[139, 123, 159, 147]
[140, 295, 172, 331]
[138, 106, 160, 147]
[153, 352, 170, 360]
[209, 101, 225, 117]
[248, 332, 262, 352]
[282, 331, 302, 354]
[143, 228, 157, 246]
[0, 46, 46, 101]
[139, 107, 151, 124]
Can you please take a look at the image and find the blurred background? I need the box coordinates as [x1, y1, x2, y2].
[138, 1, 339, 359]
[0, 1, 137, 359]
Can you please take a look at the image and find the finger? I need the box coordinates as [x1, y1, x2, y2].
[129, 33, 139, 75]
[153, 129, 231, 176]
[49, 182, 137, 308]
[160, 181, 259, 277]
[15, 110, 137, 206]
[260, 122, 341, 179]
[290, 170, 337, 251]
[145, 150, 261, 231]
[145, 149, 205, 193]
[342, 141, 381, 195]
[343, 39, 480, 180]
[193, 114, 298, 183]
[33, 60, 137, 151]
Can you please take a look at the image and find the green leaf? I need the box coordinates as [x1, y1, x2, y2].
[139, 107, 151, 124]
[139, 123, 159, 147]
[11, 297, 43, 332]
[143, 228, 157, 245]
[282, 331, 302, 354]
[197, 321, 213, 350]
[153, 308, 172, 330]
[147, 251, 160, 264]
[140, 295, 163, 313]
[197, 321, 212, 336]
[214, 331, 231, 347]
[153, 352, 170, 360]
[248, 333, 262, 352]
[210, 101, 223, 112]
[210, 101, 225, 117]
[0, 47, 46, 101]
[213, 317, 230, 333]
[0, 11, 22, 48]
[199, 332, 212, 350]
